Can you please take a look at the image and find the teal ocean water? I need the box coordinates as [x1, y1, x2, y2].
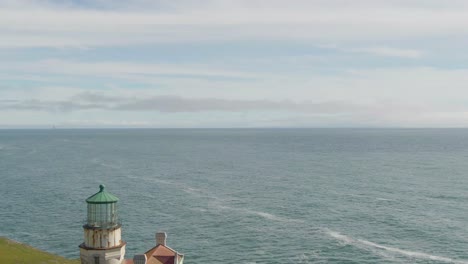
[2, 129, 468, 263]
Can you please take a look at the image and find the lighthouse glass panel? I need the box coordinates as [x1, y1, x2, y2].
[87, 202, 118, 228]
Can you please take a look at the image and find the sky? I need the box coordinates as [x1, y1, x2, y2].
[2, 0, 468, 128]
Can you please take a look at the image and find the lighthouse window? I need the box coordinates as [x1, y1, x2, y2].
[94, 256, 100, 264]
[87, 202, 118, 228]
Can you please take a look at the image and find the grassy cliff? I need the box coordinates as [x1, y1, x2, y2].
[0, 237, 80, 264]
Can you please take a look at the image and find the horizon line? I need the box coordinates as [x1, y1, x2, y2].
[2, 127, 468, 130]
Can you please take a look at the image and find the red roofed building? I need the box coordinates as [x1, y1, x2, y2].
[144, 233, 184, 264]
[130, 233, 184, 264]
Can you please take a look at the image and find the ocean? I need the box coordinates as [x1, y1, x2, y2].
[1, 128, 468, 263]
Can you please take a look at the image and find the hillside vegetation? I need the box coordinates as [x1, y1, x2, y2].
[0, 237, 80, 264]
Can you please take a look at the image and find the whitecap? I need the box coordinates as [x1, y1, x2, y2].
[376, 198, 393, 202]
[100, 162, 121, 169]
[0, 144, 11, 150]
[182, 187, 202, 194]
[326, 229, 468, 263]
[90, 158, 121, 169]
[298, 252, 311, 263]
[209, 202, 303, 224]
[27, 149, 37, 155]
[246, 209, 302, 223]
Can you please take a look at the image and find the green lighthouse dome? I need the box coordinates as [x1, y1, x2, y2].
[86, 184, 119, 204]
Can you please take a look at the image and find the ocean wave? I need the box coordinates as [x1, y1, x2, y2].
[90, 158, 121, 169]
[326, 229, 468, 263]
[209, 202, 303, 224]
[429, 194, 465, 201]
[0, 144, 18, 153]
[246, 209, 303, 223]
[129, 174, 302, 224]
[0, 144, 11, 150]
[27, 148, 37, 155]
[375, 198, 394, 202]
[181, 187, 203, 195]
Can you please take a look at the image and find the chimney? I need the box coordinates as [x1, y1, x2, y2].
[133, 254, 147, 264]
[156, 232, 167, 246]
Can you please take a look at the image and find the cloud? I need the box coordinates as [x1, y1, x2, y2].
[2, 1, 468, 48]
[4, 66, 468, 104]
[0, 92, 369, 114]
[2, 89, 468, 127]
[350, 47, 424, 58]
[9, 59, 468, 129]
[3, 92, 468, 128]
[4, 59, 255, 79]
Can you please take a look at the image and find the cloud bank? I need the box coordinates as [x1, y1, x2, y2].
[0, 92, 368, 114]
[3, 92, 468, 128]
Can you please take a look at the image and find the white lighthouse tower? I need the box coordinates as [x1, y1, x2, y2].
[79, 185, 126, 264]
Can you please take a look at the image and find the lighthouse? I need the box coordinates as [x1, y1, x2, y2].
[79, 185, 126, 264]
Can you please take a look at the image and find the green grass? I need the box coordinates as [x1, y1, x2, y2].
[0, 237, 80, 264]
